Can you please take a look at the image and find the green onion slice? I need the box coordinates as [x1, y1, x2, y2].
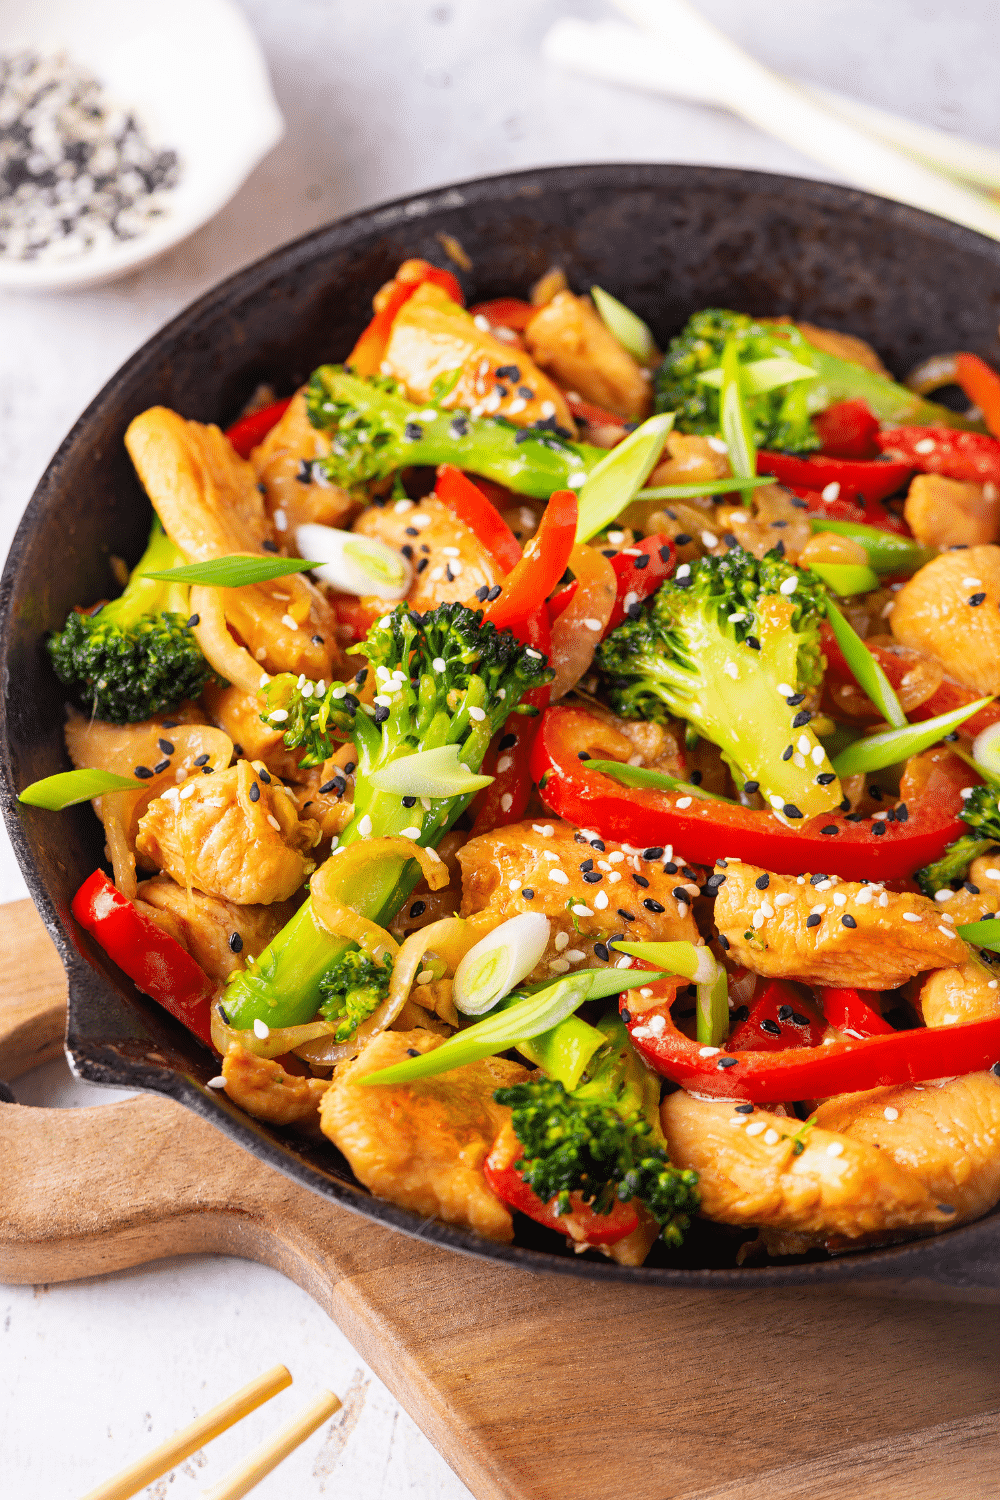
[697, 965, 730, 1048]
[825, 599, 907, 729]
[452, 912, 551, 1016]
[584, 759, 733, 802]
[720, 334, 757, 506]
[19, 768, 144, 809]
[590, 286, 656, 364]
[143, 556, 322, 587]
[367, 745, 493, 798]
[637, 476, 772, 501]
[697, 356, 818, 395]
[971, 722, 1000, 780]
[610, 940, 718, 987]
[808, 561, 881, 596]
[831, 697, 992, 776]
[297, 523, 411, 600]
[957, 919, 1000, 952]
[806, 518, 935, 576]
[575, 412, 674, 542]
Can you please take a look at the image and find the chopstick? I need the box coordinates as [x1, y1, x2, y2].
[80, 1365, 292, 1500]
[543, 2, 1000, 240]
[202, 1390, 342, 1500]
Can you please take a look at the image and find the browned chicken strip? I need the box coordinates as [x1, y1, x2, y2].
[222, 1044, 329, 1127]
[904, 473, 1000, 550]
[353, 494, 503, 615]
[714, 860, 967, 988]
[458, 818, 701, 980]
[135, 876, 295, 982]
[890, 544, 1000, 696]
[320, 1029, 527, 1242]
[250, 387, 356, 536]
[523, 291, 652, 421]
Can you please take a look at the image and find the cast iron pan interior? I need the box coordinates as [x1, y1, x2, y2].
[3, 164, 1000, 1296]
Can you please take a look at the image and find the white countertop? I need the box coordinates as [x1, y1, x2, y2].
[3, 3, 996, 1495]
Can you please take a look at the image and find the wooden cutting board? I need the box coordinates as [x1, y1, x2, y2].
[2, 899, 998, 1500]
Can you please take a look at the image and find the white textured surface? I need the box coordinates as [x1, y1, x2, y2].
[2, 3, 997, 1496]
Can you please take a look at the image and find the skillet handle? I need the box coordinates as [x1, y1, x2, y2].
[0, 898, 67, 1083]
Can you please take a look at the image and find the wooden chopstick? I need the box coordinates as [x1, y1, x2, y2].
[80, 1364, 292, 1500]
[201, 1389, 342, 1500]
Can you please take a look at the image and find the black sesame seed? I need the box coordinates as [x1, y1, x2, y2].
[806, 913, 821, 927]
[621, 1006, 632, 1023]
[632, 874, 650, 888]
[487, 585, 502, 601]
[311, 634, 325, 647]
[161, 720, 178, 729]
[871, 821, 886, 835]
[810, 872, 828, 885]
[406, 1047, 420, 1057]
[734, 1102, 754, 1114]
[705, 873, 726, 891]
[499, 733, 517, 751]
[786, 692, 806, 706]
[782, 744, 794, 761]
[664, 861, 678, 874]
[202, 765, 214, 774]
[578, 750, 591, 761]
[602, 549, 617, 559]
[474, 585, 489, 602]
[792, 1012, 811, 1027]
[404, 421, 424, 441]
[783, 804, 803, 819]
[821, 825, 839, 836]
[258, 768, 271, 784]
[717, 1057, 738, 1068]
[157, 738, 175, 755]
[777, 1004, 793, 1021]
[296, 459, 313, 482]
[518, 386, 534, 400]
[816, 772, 836, 786]
[965, 881, 981, 895]
[659, 545, 672, 563]
[761, 1018, 782, 1037]
[618, 909, 635, 921]
[374, 704, 389, 724]
[746, 635, 761, 651]
[153, 759, 170, 774]
[643, 846, 664, 860]
[262, 538, 279, 552]
[401, 795, 417, 808]
[579, 858, 594, 872]
[583, 871, 603, 884]
[634, 554, 650, 570]
[404, 525, 419, 538]
[968, 592, 987, 606]
[248, 782, 260, 802]
[674, 533, 692, 545]
[186, 613, 200, 628]
[690, 769, 703, 785]
[895, 803, 909, 822]
[193, 754, 210, 767]
[718, 933, 730, 949]
[319, 779, 337, 794]
[409, 900, 427, 918]
[723, 533, 739, 549]
[742, 780, 760, 794]
[228, 931, 244, 953]
[869, 784, 883, 801]
[643, 898, 665, 913]
[671, 886, 690, 901]
[416, 558, 429, 573]
[496, 364, 521, 381]
[791, 710, 812, 729]
[839, 796, 852, 812]
[522, 888, 534, 899]
[594, 942, 610, 962]
[401, 544, 414, 560]
[842, 913, 858, 928]
[590, 839, 605, 851]
[755, 873, 770, 890]
[449, 416, 469, 438]
[344, 762, 356, 775]
[134, 765, 153, 779]
[790, 496, 808, 509]
[731, 1004, 748, 1022]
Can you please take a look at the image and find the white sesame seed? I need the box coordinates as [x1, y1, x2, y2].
[584, 617, 603, 631]
[597, 860, 611, 872]
[855, 887, 873, 904]
[180, 783, 196, 799]
[760, 901, 774, 918]
[914, 437, 936, 454]
[821, 481, 841, 501]
[473, 314, 491, 332]
[775, 892, 793, 907]
[467, 705, 486, 722]
[571, 904, 593, 917]
[675, 796, 693, 809]
[938, 925, 957, 938]
[256, 647, 267, 661]
[400, 826, 422, 839]
[777, 683, 793, 696]
[608, 871, 622, 883]
[903, 910, 921, 922]
[810, 905, 826, 917]
[266, 814, 280, 831]
[549, 869, 569, 884]
[555, 931, 570, 951]
[567, 471, 586, 488]
[676, 563, 691, 578]
[616, 954, 633, 967]
[878, 892, 889, 906]
[565, 949, 587, 963]
[540, 400, 556, 419]
[779, 576, 798, 595]
[509, 878, 522, 892]
[593, 891, 609, 909]
[814, 878, 832, 891]
[701, 531, 718, 548]
[986, 869, 1000, 880]
[833, 892, 847, 907]
[769, 794, 785, 810]
[525, 648, 542, 660]
[281, 613, 299, 631]
[729, 612, 747, 623]
[542, 851, 559, 862]
[393, 498, 414, 513]
[745, 1120, 766, 1136]
[763, 1128, 780, 1145]
[724, 662, 739, 680]
[268, 709, 288, 722]
[796, 735, 811, 755]
[497, 755, 513, 773]
[707, 435, 728, 453]
[500, 793, 513, 812]
[507, 397, 527, 415]
[608, 851, 624, 863]
[826, 1141, 845, 1157]
[699, 1046, 721, 1057]
[411, 514, 431, 528]
[639, 986, 654, 998]
[207, 1076, 227, 1089]
[752, 909, 766, 929]
[884, 1106, 899, 1121]
[549, 957, 571, 972]
[357, 814, 372, 836]
[607, 531, 625, 545]
[441, 545, 460, 557]
[253, 1019, 270, 1039]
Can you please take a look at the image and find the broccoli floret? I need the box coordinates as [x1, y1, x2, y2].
[305, 366, 606, 499]
[222, 602, 553, 1031]
[48, 519, 210, 724]
[494, 1013, 700, 1248]
[595, 545, 841, 821]
[318, 948, 393, 1042]
[915, 783, 1000, 897]
[654, 308, 978, 451]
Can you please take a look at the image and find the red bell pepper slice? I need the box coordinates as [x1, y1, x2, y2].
[728, 980, 826, 1052]
[72, 869, 215, 1047]
[349, 260, 465, 378]
[471, 609, 552, 836]
[812, 400, 880, 460]
[530, 706, 968, 883]
[819, 986, 894, 1039]
[799, 487, 910, 536]
[548, 534, 677, 633]
[955, 353, 1000, 440]
[330, 592, 382, 644]
[484, 1124, 639, 1245]
[562, 390, 629, 432]
[758, 451, 913, 505]
[875, 426, 1000, 485]
[483, 490, 578, 632]
[434, 464, 523, 573]
[225, 397, 293, 459]
[621, 979, 1000, 1103]
[820, 625, 1000, 740]
[467, 297, 537, 333]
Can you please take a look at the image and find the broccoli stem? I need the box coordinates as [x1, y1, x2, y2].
[801, 344, 979, 430]
[310, 367, 607, 499]
[105, 519, 190, 626]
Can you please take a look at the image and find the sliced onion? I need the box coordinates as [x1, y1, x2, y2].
[367, 744, 493, 798]
[549, 542, 616, 700]
[211, 1003, 334, 1059]
[453, 912, 551, 1015]
[189, 583, 271, 696]
[296, 522, 412, 599]
[905, 353, 959, 395]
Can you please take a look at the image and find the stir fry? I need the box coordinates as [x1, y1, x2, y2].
[23, 257, 1000, 1266]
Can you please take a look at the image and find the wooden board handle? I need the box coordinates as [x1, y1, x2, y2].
[0, 898, 67, 1081]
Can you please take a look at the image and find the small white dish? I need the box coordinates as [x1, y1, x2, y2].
[0, 0, 284, 292]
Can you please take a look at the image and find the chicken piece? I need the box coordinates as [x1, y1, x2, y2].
[569, 698, 688, 779]
[290, 756, 356, 845]
[136, 759, 319, 905]
[201, 680, 305, 783]
[903, 472, 1000, 550]
[319, 1029, 527, 1242]
[458, 819, 701, 980]
[715, 484, 812, 563]
[136, 875, 295, 982]
[814, 1072, 1000, 1231]
[891, 544, 1000, 695]
[125, 406, 342, 683]
[634, 501, 720, 567]
[353, 494, 504, 614]
[919, 961, 1000, 1027]
[661, 1090, 948, 1243]
[648, 431, 731, 489]
[222, 1044, 329, 1127]
[382, 281, 574, 433]
[523, 291, 652, 421]
[250, 387, 356, 536]
[714, 860, 968, 989]
[928, 854, 1000, 934]
[765, 318, 891, 378]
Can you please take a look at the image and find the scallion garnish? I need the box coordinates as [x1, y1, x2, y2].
[590, 285, 657, 364]
[719, 333, 757, 507]
[609, 939, 718, 987]
[832, 697, 992, 776]
[453, 912, 551, 1016]
[697, 356, 817, 395]
[143, 556, 322, 587]
[806, 518, 934, 576]
[637, 475, 771, 501]
[956, 919, 1000, 952]
[575, 412, 674, 542]
[19, 768, 143, 809]
[296, 523, 411, 599]
[367, 745, 493, 798]
[825, 599, 907, 729]
[808, 561, 880, 596]
[584, 759, 732, 802]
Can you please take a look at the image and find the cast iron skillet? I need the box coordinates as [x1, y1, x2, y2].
[4, 164, 1000, 1299]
